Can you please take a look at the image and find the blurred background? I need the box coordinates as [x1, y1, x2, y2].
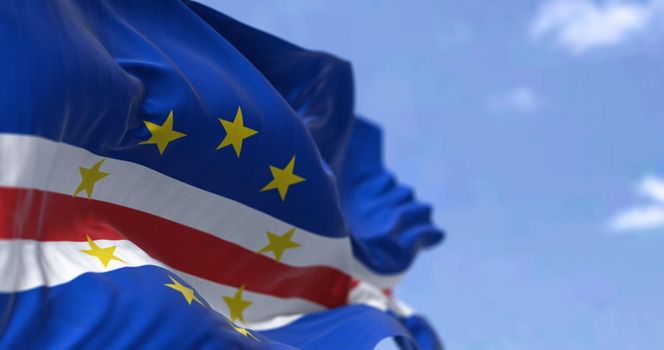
[203, 1, 664, 349]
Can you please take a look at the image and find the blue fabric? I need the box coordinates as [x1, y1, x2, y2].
[0, 266, 288, 350]
[185, 2, 444, 275]
[263, 305, 417, 350]
[0, 1, 444, 348]
[186, 2, 355, 172]
[394, 314, 445, 350]
[0, 266, 420, 350]
[338, 119, 444, 273]
[0, 0, 346, 238]
[0, 0, 442, 274]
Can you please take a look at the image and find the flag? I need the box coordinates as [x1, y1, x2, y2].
[0, 1, 443, 349]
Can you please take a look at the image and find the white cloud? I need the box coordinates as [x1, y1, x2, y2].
[639, 175, 664, 202]
[609, 175, 664, 233]
[488, 86, 540, 114]
[531, 0, 663, 54]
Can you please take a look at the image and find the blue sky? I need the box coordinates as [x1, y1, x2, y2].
[202, 1, 664, 348]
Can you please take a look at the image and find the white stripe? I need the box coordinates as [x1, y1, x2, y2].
[0, 239, 322, 327]
[0, 239, 159, 291]
[0, 238, 414, 330]
[348, 281, 415, 318]
[251, 282, 417, 330]
[174, 270, 323, 326]
[352, 259, 402, 288]
[348, 281, 391, 312]
[0, 133, 402, 288]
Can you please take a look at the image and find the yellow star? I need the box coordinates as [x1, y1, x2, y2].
[164, 275, 204, 306]
[138, 110, 187, 155]
[216, 106, 258, 157]
[222, 285, 252, 324]
[260, 156, 305, 201]
[225, 319, 259, 341]
[258, 228, 301, 262]
[80, 235, 126, 268]
[73, 159, 109, 199]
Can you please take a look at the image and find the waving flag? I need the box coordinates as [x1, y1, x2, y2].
[0, 1, 443, 349]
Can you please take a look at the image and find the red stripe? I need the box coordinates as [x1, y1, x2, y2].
[0, 187, 352, 308]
